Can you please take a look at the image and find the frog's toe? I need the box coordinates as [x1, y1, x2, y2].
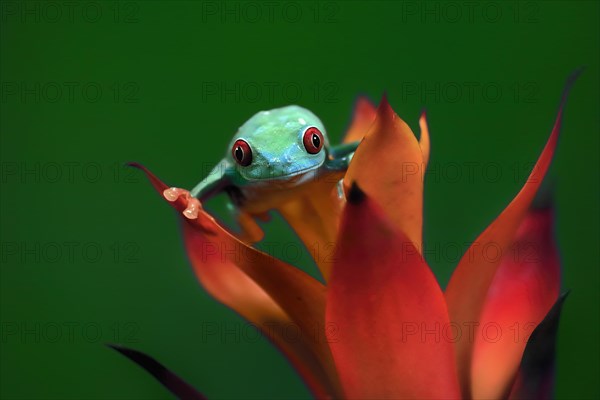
[183, 197, 201, 220]
[163, 187, 189, 202]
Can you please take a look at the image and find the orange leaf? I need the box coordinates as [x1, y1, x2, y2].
[343, 96, 377, 144]
[276, 172, 344, 281]
[344, 96, 426, 251]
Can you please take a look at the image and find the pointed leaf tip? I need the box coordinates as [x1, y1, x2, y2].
[564, 67, 584, 92]
[377, 93, 395, 122]
[343, 96, 377, 144]
[525, 291, 569, 353]
[380, 91, 388, 104]
[555, 68, 584, 118]
[107, 344, 207, 400]
[346, 181, 366, 204]
[509, 291, 569, 399]
[355, 95, 374, 111]
[531, 178, 556, 210]
[126, 162, 169, 193]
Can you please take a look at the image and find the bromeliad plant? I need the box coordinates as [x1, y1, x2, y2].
[111, 72, 579, 399]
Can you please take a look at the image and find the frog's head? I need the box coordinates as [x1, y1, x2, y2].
[227, 105, 329, 182]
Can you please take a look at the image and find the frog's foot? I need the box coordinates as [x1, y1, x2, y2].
[163, 187, 202, 220]
[182, 198, 201, 220]
[236, 211, 265, 244]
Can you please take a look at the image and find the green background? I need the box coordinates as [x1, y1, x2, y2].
[1, 1, 598, 399]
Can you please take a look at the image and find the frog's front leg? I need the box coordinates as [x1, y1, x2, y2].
[325, 141, 359, 172]
[164, 160, 233, 221]
[190, 159, 232, 201]
[328, 141, 359, 160]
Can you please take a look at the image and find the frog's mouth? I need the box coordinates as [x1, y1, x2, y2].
[247, 166, 319, 185]
[276, 166, 318, 179]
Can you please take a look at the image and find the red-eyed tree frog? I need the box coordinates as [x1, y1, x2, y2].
[164, 105, 358, 239]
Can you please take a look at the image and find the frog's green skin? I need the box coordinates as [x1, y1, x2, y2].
[190, 105, 358, 208]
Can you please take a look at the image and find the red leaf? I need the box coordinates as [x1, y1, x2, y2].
[326, 184, 460, 399]
[471, 207, 560, 398]
[444, 70, 580, 396]
[131, 163, 342, 398]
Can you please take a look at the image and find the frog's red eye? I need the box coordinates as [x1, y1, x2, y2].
[303, 127, 324, 154]
[232, 139, 252, 166]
